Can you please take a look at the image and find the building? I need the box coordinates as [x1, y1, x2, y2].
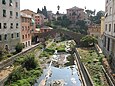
[0, 0, 21, 52]
[66, 6, 85, 23]
[35, 13, 45, 27]
[40, 26, 53, 33]
[88, 24, 101, 37]
[47, 11, 53, 21]
[103, 0, 115, 70]
[53, 13, 65, 21]
[101, 17, 105, 37]
[20, 12, 32, 47]
[21, 9, 36, 33]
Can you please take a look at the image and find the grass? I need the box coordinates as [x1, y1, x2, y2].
[0, 53, 13, 61]
[78, 48, 108, 86]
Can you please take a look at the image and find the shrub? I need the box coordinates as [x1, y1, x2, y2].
[15, 43, 24, 53]
[22, 54, 38, 70]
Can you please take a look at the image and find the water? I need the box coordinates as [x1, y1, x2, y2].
[34, 53, 81, 86]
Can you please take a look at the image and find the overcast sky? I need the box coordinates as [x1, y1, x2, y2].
[20, 0, 105, 14]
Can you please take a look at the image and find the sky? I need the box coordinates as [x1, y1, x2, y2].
[20, 0, 105, 14]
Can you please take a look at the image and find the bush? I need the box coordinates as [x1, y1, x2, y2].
[22, 54, 38, 70]
[15, 43, 24, 53]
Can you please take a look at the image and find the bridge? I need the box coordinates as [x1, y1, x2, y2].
[34, 29, 84, 45]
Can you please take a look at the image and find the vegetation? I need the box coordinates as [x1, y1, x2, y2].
[78, 48, 108, 86]
[85, 9, 105, 24]
[0, 46, 13, 61]
[52, 15, 71, 28]
[5, 54, 42, 86]
[80, 35, 97, 47]
[15, 43, 24, 53]
[39, 41, 66, 58]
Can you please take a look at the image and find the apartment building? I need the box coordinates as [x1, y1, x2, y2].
[35, 13, 45, 27]
[66, 6, 85, 23]
[21, 9, 36, 33]
[21, 12, 32, 47]
[0, 0, 20, 52]
[103, 0, 115, 69]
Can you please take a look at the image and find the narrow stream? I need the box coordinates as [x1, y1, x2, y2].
[34, 52, 82, 86]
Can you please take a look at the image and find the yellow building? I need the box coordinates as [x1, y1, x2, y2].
[101, 17, 105, 37]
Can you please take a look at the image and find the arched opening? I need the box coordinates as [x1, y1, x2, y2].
[5, 44, 9, 51]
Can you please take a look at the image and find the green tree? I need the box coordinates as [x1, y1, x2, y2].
[94, 11, 105, 24]
[42, 6, 48, 18]
[22, 54, 38, 70]
[76, 20, 88, 34]
[80, 35, 97, 47]
[15, 43, 24, 53]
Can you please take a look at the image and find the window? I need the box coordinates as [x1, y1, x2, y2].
[9, 0, 13, 6]
[0, 23, 1, 29]
[3, 10, 6, 17]
[10, 23, 13, 29]
[17, 33, 19, 37]
[15, 2, 18, 8]
[11, 33, 13, 38]
[4, 34, 7, 40]
[31, 14, 33, 17]
[0, 35, 2, 41]
[114, 24, 115, 32]
[10, 11, 13, 18]
[22, 35, 24, 39]
[109, 24, 111, 32]
[2, 0, 6, 5]
[107, 38, 110, 51]
[16, 23, 18, 28]
[105, 24, 107, 31]
[3, 23, 7, 29]
[25, 34, 27, 38]
[16, 12, 18, 18]
[109, 7, 112, 15]
[22, 18, 24, 22]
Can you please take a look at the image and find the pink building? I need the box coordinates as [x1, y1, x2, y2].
[20, 12, 32, 47]
[66, 6, 85, 23]
[35, 14, 45, 27]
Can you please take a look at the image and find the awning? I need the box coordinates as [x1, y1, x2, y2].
[31, 19, 35, 24]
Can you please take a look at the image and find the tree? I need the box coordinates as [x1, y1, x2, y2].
[80, 35, 97, 47]
[94, 11, 105, 24]
[15, 43, 24, 53]
[76, 20, 88, 34]
[37, 8, 42, 13]
[42, 6, 48, 18]
[85, 10, 94, 17]
[22, 54, 38, 70]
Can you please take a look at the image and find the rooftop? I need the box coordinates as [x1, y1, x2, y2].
[20, 12, 32, 18]
[67, 6, 84, 10]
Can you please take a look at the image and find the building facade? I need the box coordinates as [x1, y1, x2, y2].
[103, 0, 115, 70]
[35, 13, 45, 27]
[66, 6, 85, 23]
[0, 0, 21, 52]
[88, 24, 101, 37]
[20, 12, 32, 48]
[21, 9, 36, 33]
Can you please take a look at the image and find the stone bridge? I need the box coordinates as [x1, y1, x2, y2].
[34, 29, 84, 45]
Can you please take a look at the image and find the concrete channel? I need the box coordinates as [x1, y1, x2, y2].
[74, 48, 94, 86]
